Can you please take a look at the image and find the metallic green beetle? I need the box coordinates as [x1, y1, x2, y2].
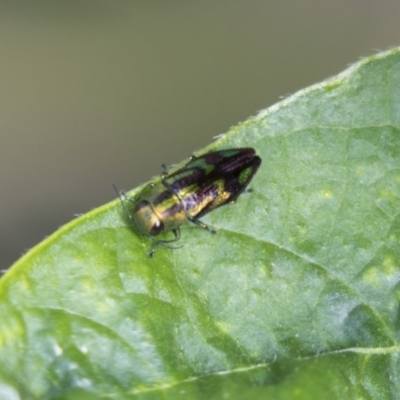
[114, 148, 261, 257]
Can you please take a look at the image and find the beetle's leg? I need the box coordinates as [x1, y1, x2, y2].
[148, 228, 183, 258]
[172, 228, 180, 240]
[161, 163, 169, 177]
[120, 190, 133, 202]
[120, 186, 155, 204]
[188, 217, 216, 235]
[162, 153, 199, 177]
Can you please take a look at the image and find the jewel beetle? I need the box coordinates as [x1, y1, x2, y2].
[114, 148, 261, 257]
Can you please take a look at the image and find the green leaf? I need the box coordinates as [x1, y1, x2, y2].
[1, 48, 400, 399]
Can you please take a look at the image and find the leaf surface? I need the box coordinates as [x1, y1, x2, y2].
[1, 48, 400, 399]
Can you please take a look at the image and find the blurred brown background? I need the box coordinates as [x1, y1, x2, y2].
[1, 1, 400, 269]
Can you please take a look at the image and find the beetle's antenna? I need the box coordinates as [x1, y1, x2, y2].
[112, 184, 134, 222]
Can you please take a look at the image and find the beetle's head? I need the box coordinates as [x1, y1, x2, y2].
[132, 200, 164, 236]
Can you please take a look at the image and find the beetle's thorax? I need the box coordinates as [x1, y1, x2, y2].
[132, 183, 187, 236]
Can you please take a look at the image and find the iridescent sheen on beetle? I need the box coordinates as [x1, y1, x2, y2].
[115, 148, 261, 257]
